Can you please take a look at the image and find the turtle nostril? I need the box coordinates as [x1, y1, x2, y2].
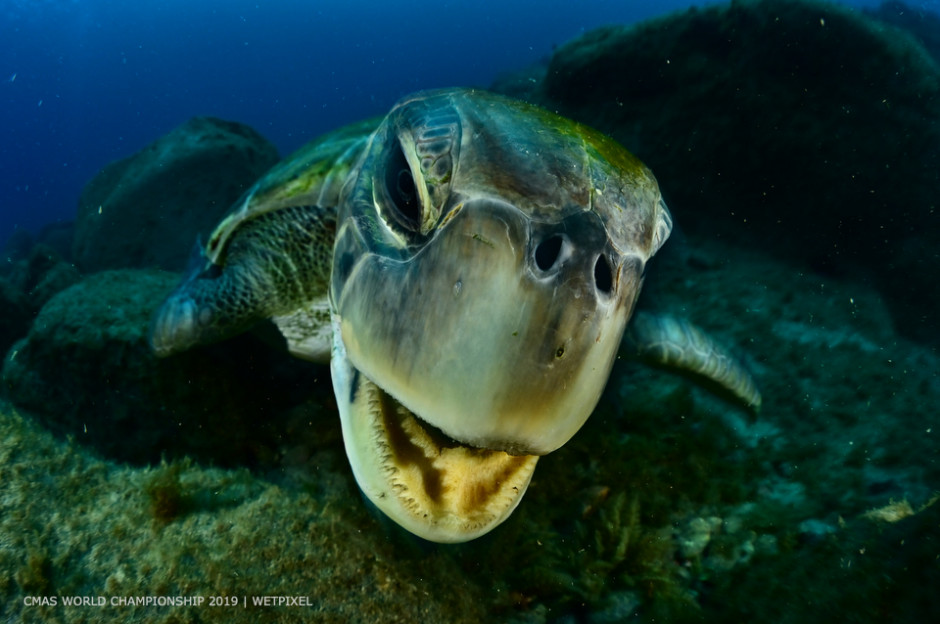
[534, 235, 564, 271]
[594, 255, 613, 295]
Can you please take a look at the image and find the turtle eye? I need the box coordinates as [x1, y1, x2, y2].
[384, 143, 421, 231]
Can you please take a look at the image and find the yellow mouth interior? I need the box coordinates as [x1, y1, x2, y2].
[346, 372, 539, 542]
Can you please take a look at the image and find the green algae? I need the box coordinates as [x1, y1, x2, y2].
[144, 461, 194, 525]
[0, 402, 490, 624]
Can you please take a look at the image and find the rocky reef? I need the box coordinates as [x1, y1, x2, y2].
[867, 0, 940, 63]
[1, 1, 938, 622]
[1, 115, 280, 375]
[0, 239, 80, 358]
[72, 116, 279, 274]
[1, 270, 320, 465]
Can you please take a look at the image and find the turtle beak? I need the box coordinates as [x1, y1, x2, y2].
[333, 199, 640, 457]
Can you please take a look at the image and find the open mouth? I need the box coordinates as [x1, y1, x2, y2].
[332, 340, 538, 542]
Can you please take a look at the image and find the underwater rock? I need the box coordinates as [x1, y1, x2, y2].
[489, 57, 550, 102]
[72, 117, 279, 274]
[0, 405, 488, 624]
[13, 243, 81, 313]
[35, 220, 75, 263]
[866, 1, 940, 64]
[1, 269, 319, 465]
[513, 0, 940, 344]
[716, 499, 940, 623]
[0, 277, 30, 359]
[676, 515, 723, 559]
[1, 227, 34, 270]
[0, 243, 80, 358]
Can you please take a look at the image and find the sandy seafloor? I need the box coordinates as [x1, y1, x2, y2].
[1, 222, 937, 623]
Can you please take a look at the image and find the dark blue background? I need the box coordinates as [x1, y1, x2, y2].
[0, 0, 890, 246]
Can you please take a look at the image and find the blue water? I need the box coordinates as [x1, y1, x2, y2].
[0, 0, 897, 248]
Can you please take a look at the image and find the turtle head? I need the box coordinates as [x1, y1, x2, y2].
[330, 89, 671, 542]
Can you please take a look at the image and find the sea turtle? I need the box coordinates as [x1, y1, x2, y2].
[150, 88, 759, 543]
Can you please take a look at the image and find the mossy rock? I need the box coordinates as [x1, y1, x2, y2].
[1, 270, 321, 466]
[529, 0, 940, 344]
[73, 117, 279, 273]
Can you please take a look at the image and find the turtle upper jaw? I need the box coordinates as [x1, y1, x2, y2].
[330, 318, 538, 543]
[331, 199, 641, 457]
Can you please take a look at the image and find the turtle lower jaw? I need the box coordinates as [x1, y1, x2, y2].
[330, 323, 537, 543]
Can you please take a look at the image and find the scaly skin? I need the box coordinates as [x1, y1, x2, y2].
[623, 312, 761, 411]
[151, 205, 335, 359]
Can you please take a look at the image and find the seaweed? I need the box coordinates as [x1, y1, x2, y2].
[144, 459, 194, 525]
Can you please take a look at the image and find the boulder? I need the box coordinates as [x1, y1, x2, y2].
[0, 277, 29, 358]
[2, 270, 321, 465]
[0, 243, 81, 357]
[73, 117, 279, 273]
[515, 0, 940, 343]
[1, 227, 34, 271]
[36, 221, 75, 263]
[867, 1, 940, 64]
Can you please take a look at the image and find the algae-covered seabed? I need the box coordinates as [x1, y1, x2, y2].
[1, 225, 937, 623]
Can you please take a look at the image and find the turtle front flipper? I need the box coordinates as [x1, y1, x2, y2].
[622, 312, 762, 411]
[150, 205, 335, 361]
